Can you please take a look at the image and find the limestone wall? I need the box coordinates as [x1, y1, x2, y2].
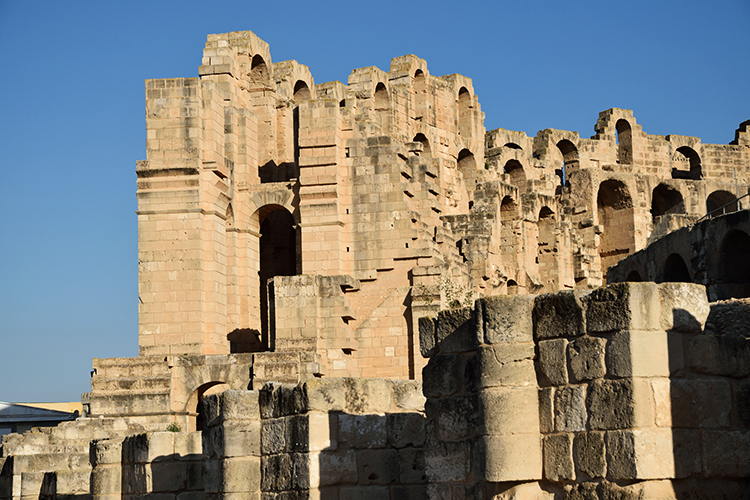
[420, 282, 750, 498]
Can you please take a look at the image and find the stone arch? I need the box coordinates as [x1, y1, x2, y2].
[537, 207, 557, 292]
[413, 133, 431, 157]
[506, 279, 519, 295]
[626, 270, 643, 282]
[556, 139, 579, 186]
[706, 190, 739, 216]
[651, 184, 685, 221]
[458, 149, 477, 186]
[662, 253, 691, 283]
[671, 146, 702, 180]
[413, 70, 427, 120]
[458, 87, 471, 136]
[616, 119, 633, 164]
[248, 54, 270, 89]
[503, 159, 526, 187]
[500, 195, 517, 222]
[504, 142, 522, 150]
[374, 82, 389, 110]
[187, 382, 230, 431]
[717, 229, 750, 299]
[293, 80, 311, 102]
[597, 179, 635, 279]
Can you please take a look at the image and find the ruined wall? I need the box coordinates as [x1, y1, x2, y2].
[419, 282, 750, 498]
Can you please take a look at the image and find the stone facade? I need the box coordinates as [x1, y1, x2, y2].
[2, 29, 750, 500]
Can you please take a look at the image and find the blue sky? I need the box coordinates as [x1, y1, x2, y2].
[1, 0, 748, 403]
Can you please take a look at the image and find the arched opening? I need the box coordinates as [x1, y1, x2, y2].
[292, 80, 311, 102]
[597, 180, 635, 279]
[413, 133, 431, 157]
[189, 382, 230, 431]
[706, 190, 739, 217]
[506, 280, 519, 295]
[248, 55, 270, 89]
[537, 207, 557, 291]
[458, 149, 477, 186]
[458, 87, 471, 136]
[259, 206, 298, 348]
[503, 142, 522, 150]
[671, 146, 702, 180]
[616, 119, 633, 164]
[374, 82, 389, 110]
[651, 184, 685, 221]
[500, 196, 518, 270]
[500, 196, 517, 222]
[626, 270, 643, 282]
[503, 160, 526, 187]
[556, 140, 579, 186]
[717, 229, 750, 299]
[414, 70, 427, 121]
[662, 253, 691, 283]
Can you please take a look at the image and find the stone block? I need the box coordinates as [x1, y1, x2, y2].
[174, 431, 202, 457]
[90, 465, 121, 495]
[658, 282, 709, 333]
[221, 390, 261, 421]
[261, 418, 286, 455]
[55, 470, 90, 495]
[587, 379, 654, 430]
[606, 331, 672, 378]
[476, 344, 536, 389]
[418, 316, 437, 358]
[605, 429, 674, 480]
[90, 438, 124, 466]
[480, 387, 539, 435]
[538, 339, 569, 386]
[476, 295, 535, 344]
[430, 395, 479, 441]
[202, 394, 222, 428]
[343, 378, 393, 413]
[686, 334, 750, 378]
[555, 386, 587, 432]
[391, 484, 428, 500]
[393, 380, 426, 411]
[543, 433, 575, 482]
[424, 440, 471, 482]
[387, 413, 426, 448]
[147, 432, 175, 461]
[422, 354, 461, 397]
[672, 429, 702, 478]
[533, 291, 586, 340]
[356, 448, 399, 484]
[573, 432, 606, 479]
[567, 336, 606, 382]
[150, 461, 187, 492]
[584, 283, 660, 333]
[398, 448, 426, 484]
[301, 378, 346, 413]
[308, 413, 337, 451]
[338, 414, 386, 449]
[222, 456, 261, 493]
[493, 482, 554, 500]
[479, 434, 542, 482]
[339, 486, 389, 500]
[260, 454, 292, 492]
[702, 430, 750, 478]
[435, 306, 478, 354]
[670, 379, 731, 428]
[539, 387, 554, 434]
[317, 450, 357, 486]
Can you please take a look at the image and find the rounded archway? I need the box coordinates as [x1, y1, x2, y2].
[293, 80, 311, 102]
[671, 146, 702, 180]
[597, 179, 635, 279]
[374, 82, 389, 110]
[458, 87, 471, 136]
[662, 253, 691, 283]
[503, 160, 526, 187]
[413, 133, 431, 157]
[188, 382, 230, 431]
[556, 140, 578, 187]
[651, 184, 685, 221]
[706, 190, 739, 217]
[248, 55, 270, 89]
[537, 207, 556, 292]
[616, 119, 633, 165]
[626, 270, 643, 282]
[458, 149, 477, 186]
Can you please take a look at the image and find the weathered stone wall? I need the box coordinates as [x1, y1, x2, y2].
[419, 282, 750, 498]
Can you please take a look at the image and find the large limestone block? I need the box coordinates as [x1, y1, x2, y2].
[393, 380, 426, 411]
[554, 385, 587, 432]
[658, 282, 709, 333]
[317, 450, 358, 486]
[221, 456, 261, 493]
[300, 378, 346, 413]
[423, 354, 462, 397]
[429, 395, 479, 441]
[338, 414, 386, 449]
[587, 379, 654, 430]
[538, 339, 569, 386]
[573, 431, 606, 479]
[476, 344, 536, 389]
[221, 390, 261, 421]
[479, 434, 542, 482]
[261, 418, 285, 455]
[606, 331, 673, 378]
[343, 378, 393, 414]
[605, 429, 674, 480]
[585, 283, 660, 333]
[387, 412, 426, 448]
[669, 379, 731, 428]
[543, 433, 575, 482]
[398, 448, 427, 484]
[434, 306, 478, 354]
[356, 448, 399, 485]
[701, 430, 750, 478]
[260, 454, 292, 492]
[480, 387, 539, 435]
[567, 336, 606, 382]
[533, 291, 586, 340]
[424, 440, 471, 482]
[476, 295, 535, 344]
[685, 334, 750, 378]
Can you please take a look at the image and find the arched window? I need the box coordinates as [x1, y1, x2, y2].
[249, 55, 270, 88]
[189, 382, 230, 431]
[293, 80, 311, 102]
[503, 142, 522, 150]
[537, 207, 556, 292]
[626, 270, 643, 282]
[457, 149, 476, 186]
[662, 253, 691, 283]
[413, 70, 426, 121]
[556, 140, 579, 186]
[259, 206, 298, 346]
[706, 190, 739, 217]
[717, 229, 750, 299]
[413, 133, 431, 157]
[671, 146, 702, 180]
[616, 119, 632, 164]
[503, 160, 526, 187]
[597, 180, 635, 279]
[374, 82, 389, 110]
[506, 280, 519, 295]
[651, 184, 685, 222]
[458, 87, 471, 136]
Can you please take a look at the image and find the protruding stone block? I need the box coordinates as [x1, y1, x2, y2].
[393, 380, 426, 411]
[476, 344, 535, 388]
[476, 295, 534, 344]
[435, 306, 478, 354]
[555, 385, 587, 432]
[658, 282, 709, 333]
[538, 339, 569, 386]
[301, 378, 346, 413]
[573, 431, 606, 479]
[543, 433, 575, 482]
[606, 331, 671, 378]
[567, 336, 606, 382]
[479, 434, 542, 482]
[480, 387, 539, 435]
[533, 291, 586, 340]
[585, 283, 660, 333]
[605, 429, 674, 480]
[587, 379, 654, 430]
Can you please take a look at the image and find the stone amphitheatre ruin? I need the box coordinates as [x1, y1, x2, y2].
[2, 30, 750, 499]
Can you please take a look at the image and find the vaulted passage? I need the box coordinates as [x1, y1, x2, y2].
[706, 190, 739, 216]
[651, 184, 685, 221]
[662, 253, 691, 283]
[616, 119, 633, 164]
[717, 229, 750, 299]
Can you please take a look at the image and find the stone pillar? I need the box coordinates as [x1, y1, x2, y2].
[91, 438, 124, 500]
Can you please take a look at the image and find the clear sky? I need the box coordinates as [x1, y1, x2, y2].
[1, 0, 748, 403]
